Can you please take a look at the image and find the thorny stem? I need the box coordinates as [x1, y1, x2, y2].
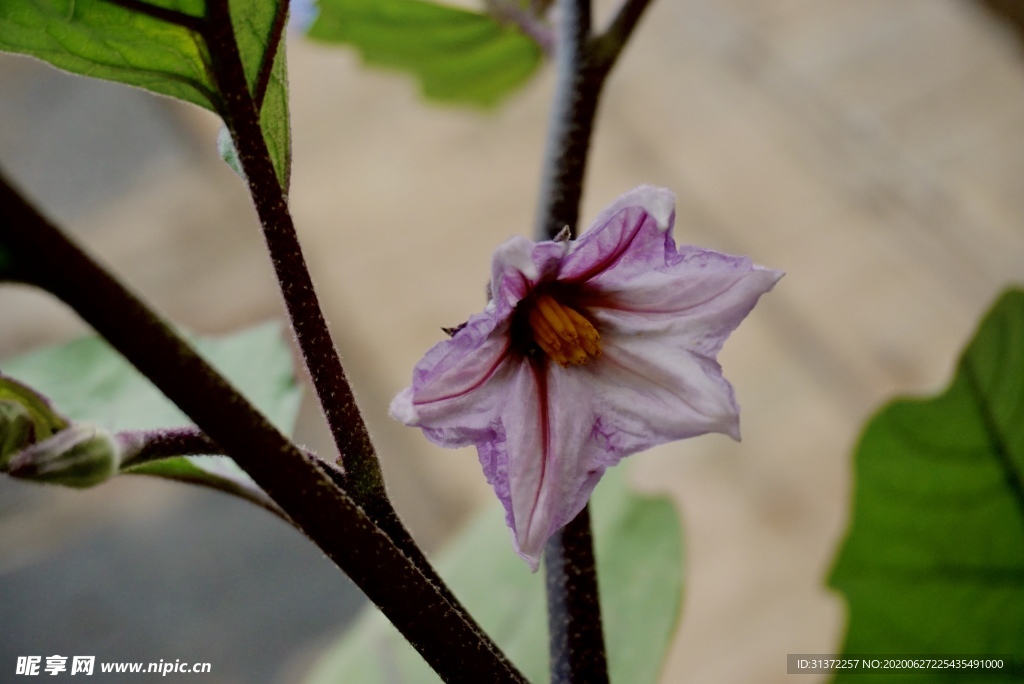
[0, 172, 526, 684]
[536, 0, 655, 680]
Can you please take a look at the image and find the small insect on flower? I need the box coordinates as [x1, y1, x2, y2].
[391, 186, 783, 570]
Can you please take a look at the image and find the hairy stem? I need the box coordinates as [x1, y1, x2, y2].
[591, 0, 654, 69]
[204, 0, 388, 522]
[253, 0, 290, 111]
[534, 0, 596, 240]
[535, 0, 656, 679]
[545, 505, 609, 684]
[201, 3, 488, 634]
[113, 427, 349, 524]
[0, 172, 525, 683]
[536, 1, 610, 680]
[117, 426, 221, 463]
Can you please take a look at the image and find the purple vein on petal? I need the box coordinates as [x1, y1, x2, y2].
[561, 209, 648, 285]
[416, 342, 512, 405]
[598, 349, 706, 416]
[590, 273, 747, 316]
[524, 361, 551, 548]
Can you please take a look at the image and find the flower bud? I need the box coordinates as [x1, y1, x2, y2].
[0, 374, 68, 468]
[0, 400, 36, 467]
[7, 424, 121, 488]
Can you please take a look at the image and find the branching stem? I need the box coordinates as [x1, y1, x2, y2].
[0, 172, 525, 683]
[204, 0, 388, 523]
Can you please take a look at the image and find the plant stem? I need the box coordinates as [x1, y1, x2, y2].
[591, 0, 654, 70]
[109, 427, 293, 520]
[536, 1, 610, 680]
[535, 0, 656, 679]
[117, 426, 221, 463]
[0, 173, 525, 684]
[544, 505, 609, 684]
[534, 0, 596, 241]
[253, 0, 290, 111]
[204, 0, 389, 526]
[203, 3, 480, 627]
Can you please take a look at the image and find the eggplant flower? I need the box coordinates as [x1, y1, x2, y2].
[391, 186, 783, 570]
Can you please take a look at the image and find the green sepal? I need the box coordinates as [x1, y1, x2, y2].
[8, 423, 120, 488]
[0, 373, 69, 465]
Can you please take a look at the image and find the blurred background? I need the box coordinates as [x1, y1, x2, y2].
[3, 0, 1024, 681]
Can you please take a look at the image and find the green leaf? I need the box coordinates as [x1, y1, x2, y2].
[0, 0, 291, 187]
[829, 288, 1024, 681]
[228, 0, 292, 188]
[0, 0, 214, 108]
[1, 322, 301, 497]
[304, 467, 683, 683]
[308, 0, 543, 107]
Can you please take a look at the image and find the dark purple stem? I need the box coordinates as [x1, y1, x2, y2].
[117, 426, 220, 463]
[115, 426, 333, 523]
[591, 0, 654, 69]
[538, 1, 609, 680]
[203, 0, 390, 524]
[533, 0, 654, 242]
[534, 0, 597, 241]
[536, 0, 656, 680]
[0, 172, 525, 683]
[544, 505, 608, 684]
[253, 0, 289, 111]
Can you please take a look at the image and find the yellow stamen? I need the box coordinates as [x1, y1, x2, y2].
[527, 294, 602, 367]
[535, 293, 578, 343]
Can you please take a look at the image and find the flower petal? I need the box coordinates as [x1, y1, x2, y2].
[392, 185, 782, 570]
[498, 362, 608, 570]
[589, 249, 783, 358]
[489, 236, 566, 312]
[558, 186, 676, 284]
[588, 333, 743, 450]
[389, 310, 513, 448]
[589, 184, 675, 233]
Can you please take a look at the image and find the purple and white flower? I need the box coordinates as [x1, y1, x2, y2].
[391, 186, 782, 570]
